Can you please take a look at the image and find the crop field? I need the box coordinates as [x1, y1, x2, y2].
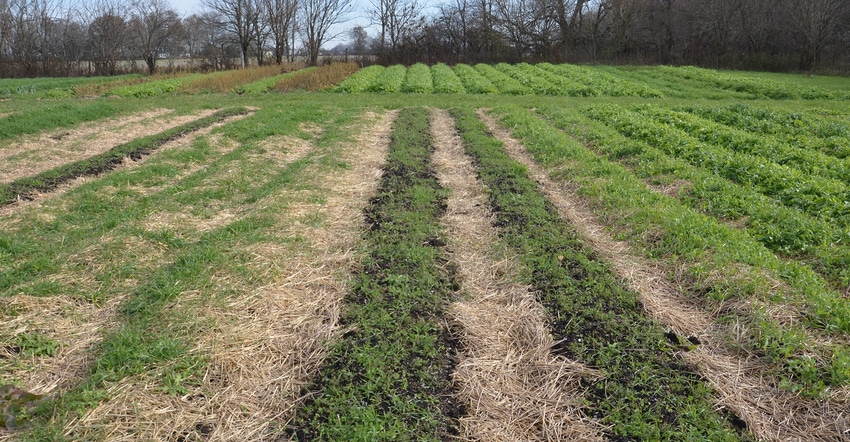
[1, 64, 849, 441]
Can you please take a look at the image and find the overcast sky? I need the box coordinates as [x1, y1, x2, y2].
[167, 0, 375, 47]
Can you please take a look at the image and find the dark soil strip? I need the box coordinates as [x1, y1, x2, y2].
[287, 107, 462, 441]
[450, 107, 747, 441]
[0, 107, 250, 206]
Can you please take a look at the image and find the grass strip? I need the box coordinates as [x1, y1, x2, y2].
[449, 107, 744, 440]
[0, 107, 250, 206]
[0, 102, 121, 140]
[15, 110, 345, 438]
[288, 107, 461, 441]
[499, 104, 850, 397]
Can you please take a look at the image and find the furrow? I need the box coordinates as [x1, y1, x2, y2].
[478, 109, 850, 441]
[430, 108, 602, 442]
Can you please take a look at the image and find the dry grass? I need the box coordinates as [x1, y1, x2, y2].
[275, 62, 359, 92]
[0, 295, 122, 396]
[181, 65, 283, 93]
[66, 111, 397, 441]
[431, 108, 602, 441]
[0, 114, 248, 227]
[0, 108, 221, 184]
[479, 109, 850, 441]
[72, 77, 148, 97]
[648, 178, 692, 198]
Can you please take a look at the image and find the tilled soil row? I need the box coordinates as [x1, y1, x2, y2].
[478, 109, 850, 441]
[287, 107, 463, 441]
[431, 108, 602, 441]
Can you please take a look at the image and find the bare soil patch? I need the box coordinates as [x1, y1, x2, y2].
[478, 109, 850, 441]
[68, 111, 396, 441]
[431, 108, 602, 441]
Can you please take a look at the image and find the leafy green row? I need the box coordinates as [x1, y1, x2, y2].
[368, 65, 407, 93]
[401, 63, 434, 93]
[659, 65, 841, 100]
[496, 63, 560, 95]
[452, 64, 497, 94]
[683, 104, 850, 159]
[0, 107, 250, 206]
[105, 74, 203, 97]
[430, 63, 465, 93]
[530, 104, 850, 396]
[474, 63, 531, 95]
[584, 104, 850, 227]
[530, 63, 598, 96]
[549, 103, 850, 293]
[450, 107, 745, 440]
[541, 63, 663, 97]
[597, 66, 746, 99]
[0, 75, 142, 100]
[289, 107, 459, 441]
[642, 106, 850, 184]
[336, 65, 385, 93]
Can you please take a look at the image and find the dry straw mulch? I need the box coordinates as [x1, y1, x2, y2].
[66, 111, 397, 441]
[0, 108, 219, 184]
[431, 108, 603, 441]
[478, 109, 850, 441]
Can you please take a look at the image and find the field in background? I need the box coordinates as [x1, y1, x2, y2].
[1, 65, 850, 441]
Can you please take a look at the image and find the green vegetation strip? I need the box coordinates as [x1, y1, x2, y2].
[0, 102, 120, 140]
[449, 107, 744, 440]
[502, 104, 850, 397]
[289, 107, 461, 441]
[683, 103, 850, 159]
[14, 103, 360, 438]
[0, 107, 249, 206]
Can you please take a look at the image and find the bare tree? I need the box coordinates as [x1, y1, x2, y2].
[369, 0, 420, 57]
[689, 0, 742, 66]
[348, 24, 366, 54]
[264, 0, 296, 63]
[202, 0, 261, 68]
[299, 0, 351, 65]
[738, 0, 781, 56]
[52, 7, 88, 75]
[85, 0, 128, 75]
[788, 0, 844, 70]
[128, 0, 181, 74]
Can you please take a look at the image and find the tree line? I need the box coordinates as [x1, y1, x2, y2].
[1, 0, 849, 78]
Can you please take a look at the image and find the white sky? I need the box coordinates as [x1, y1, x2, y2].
[168, 0, 375, 47]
